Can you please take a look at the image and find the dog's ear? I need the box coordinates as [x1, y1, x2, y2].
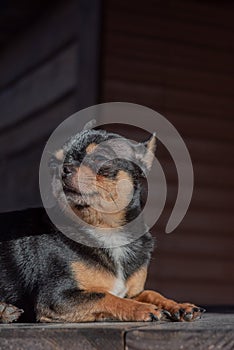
[134, 133, 156, 173]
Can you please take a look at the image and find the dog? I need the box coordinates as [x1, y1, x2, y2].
[0, 125, 205, 323]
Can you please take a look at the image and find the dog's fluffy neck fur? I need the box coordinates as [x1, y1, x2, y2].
[50, 174, 147, 252]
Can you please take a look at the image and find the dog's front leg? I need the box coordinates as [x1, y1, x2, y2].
[133, 290, 205, 322]
[36, 289, 163, 323]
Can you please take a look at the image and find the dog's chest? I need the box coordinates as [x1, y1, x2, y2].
[108, 247, 129, 297]
[71, 247, 131, 298]
[109, 268, 127, 298]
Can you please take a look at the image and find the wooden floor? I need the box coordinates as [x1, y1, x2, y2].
[0, 313, 234, 350]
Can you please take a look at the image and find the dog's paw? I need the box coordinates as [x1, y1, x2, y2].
[0, 302, 24, 323]
[130, 303, 163, 322]
[162, 302, 206, 322]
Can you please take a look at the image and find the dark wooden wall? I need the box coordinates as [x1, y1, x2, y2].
[0, 0, 101, 211]
[100, 0, 234, 305]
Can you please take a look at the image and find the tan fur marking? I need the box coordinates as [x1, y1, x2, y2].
[54, 149, 64, 161]
[99, 170, 133, 227]
[144, 134, 156, 170]
[95, 170, 133, 223]
[37, 290, 162, 322]
[91, 292, 161, 322]
[69, 165, 96, 193]
[37, 288, 200, 323]
[71, 206, 110, 228]
[134, 290, 171, 307]
[77, 165, 96, 181]
[86, 143, 97, 154]
[71, 262, 115, 291]
[147, 134, 156, 153]
[71, 169, 133, 228]
[73, 205, 126, 228]
[134, 290, 186, 312]
[126, 267, 148, 298]
[133, 290, 199, 321]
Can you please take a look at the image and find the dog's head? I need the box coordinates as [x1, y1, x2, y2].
[50, 127, 156, 228]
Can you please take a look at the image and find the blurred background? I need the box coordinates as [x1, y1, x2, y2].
[0, 0, 233, 306]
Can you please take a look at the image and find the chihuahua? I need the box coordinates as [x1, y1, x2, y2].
[0, 126, 205, 323]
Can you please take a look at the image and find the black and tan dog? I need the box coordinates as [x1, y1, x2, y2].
[0, 126, 205, 323]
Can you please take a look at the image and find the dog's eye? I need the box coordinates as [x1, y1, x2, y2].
[93, 155, 107, 163]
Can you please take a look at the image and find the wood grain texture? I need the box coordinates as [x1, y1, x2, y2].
[0, 326, 125, 350]
[0, 314, 233, 350]
[126, 314, 234, 350]
[126, 330, 234, 350]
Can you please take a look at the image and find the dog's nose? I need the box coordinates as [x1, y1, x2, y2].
[62, 164, 74, 178]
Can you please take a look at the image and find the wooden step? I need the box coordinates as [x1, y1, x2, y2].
[0, 313, 233, 350]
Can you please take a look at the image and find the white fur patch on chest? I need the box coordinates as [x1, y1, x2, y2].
[108, 246, 133, 298]
[109, 274, 127, 297]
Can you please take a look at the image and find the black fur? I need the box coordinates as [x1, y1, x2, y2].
[0, 128, 154, 322]
[0, 208, 153, 322]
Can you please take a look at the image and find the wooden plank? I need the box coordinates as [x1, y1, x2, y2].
[150, 265, 234, 305]
[170, 0, 234, 28]
[0, 43, 77, 131]
[147, 279, 234, 305]
[149, 184, 233, 213]
[181, 139, 233, 166]
[149, 257, 234, 303]
[147, 271, 233, 289]
[149, 255, 234, 284]
[154, 231, 234, 259]
[143, 161, 234, 189]
[176, 209, 234, 234]
[154, 139, 233, 167]
[95, 124, 233, 166]
[0, 315, 234, 350]
[150, 221, 233, 239]
[164, 161, 234, 189]
[103, 33, 234, 77]
[0, 325, 126, 350]
[147, 208, 234, 236]
[107, 0, 234, 31]
[102, 79, 234, 123]
[126, 315, 234, 350]
[104, 56, 234, 98]
[0, 0, 77, 90]
[105, 8, 234, 52]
